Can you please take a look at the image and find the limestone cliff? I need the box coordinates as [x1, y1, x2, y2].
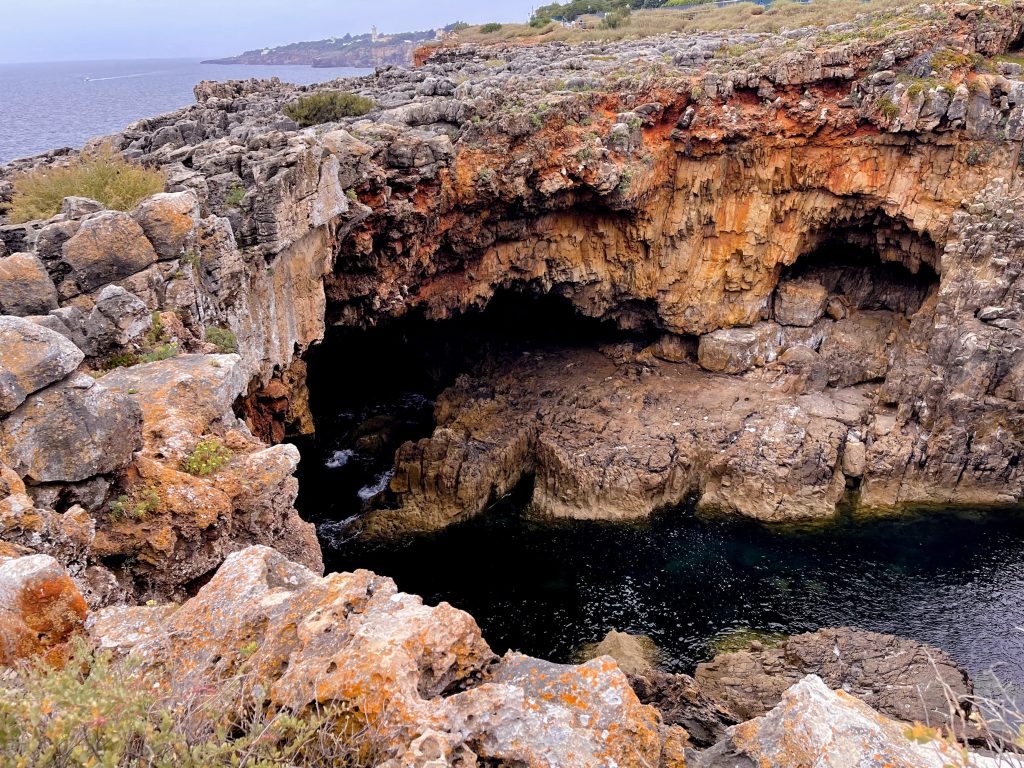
[2, 1, 1024, 546]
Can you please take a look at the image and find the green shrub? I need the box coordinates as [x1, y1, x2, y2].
[139, 342, 180, 363]
[185, 438, 233, 477]
[100, 351, 141, 370]
[877, 97, 900, 119]
[283, 92, 375, 127]
[110, 485, 160, 521]
[480, 22, 504, 33]
[205, 325, 238, 353]
[5, 143, 166, 224]
[224, 183, 246, 208]
[0, 641, 383, 767]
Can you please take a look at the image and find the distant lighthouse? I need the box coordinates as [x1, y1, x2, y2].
[371, 24, 379, 42]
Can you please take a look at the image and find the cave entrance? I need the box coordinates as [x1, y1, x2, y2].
[292, 289, 645, 545]
[781, 235, 939, 318]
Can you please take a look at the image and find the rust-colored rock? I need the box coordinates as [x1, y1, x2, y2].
[90, 545, 664, 766]
[0, 554, 87, 667]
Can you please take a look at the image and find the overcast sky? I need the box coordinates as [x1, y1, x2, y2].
[0, 0, 537, 63]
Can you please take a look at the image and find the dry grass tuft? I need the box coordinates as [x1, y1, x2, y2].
[5, 143, 165, 224]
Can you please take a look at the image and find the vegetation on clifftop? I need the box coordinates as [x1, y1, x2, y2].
[4, 144, 165, 224]
[447, 0, 927, 45]
[283, 92, 375, 127]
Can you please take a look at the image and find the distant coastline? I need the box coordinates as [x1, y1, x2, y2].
[203, 28, 447, 69]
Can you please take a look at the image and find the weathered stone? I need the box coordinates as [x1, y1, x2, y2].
[0, 315, 84, 415]
[0, 554, 87, 667]
[132, 191, 199, 259]
[695, 676, 1000, 768]
[83, 285, 151, 353]
[0, 373, 142, 483]
[694, 627, 971, 726]
[60, 211, 157, 296]
[774, 279, 828, 326]
[0, 252, 59, 315]
[90, 546, 662, 764]
[697, 323, 780, 374]
[99, 353, 247, 461]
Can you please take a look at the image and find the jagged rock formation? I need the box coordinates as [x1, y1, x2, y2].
[89, 545, 664, 767]
[3, 4, 1024, 762]
[6, 0, 1017, 533]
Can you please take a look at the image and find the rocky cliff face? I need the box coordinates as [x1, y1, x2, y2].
[1, 0, 1024, 549]
[2, 4, 1024, 762]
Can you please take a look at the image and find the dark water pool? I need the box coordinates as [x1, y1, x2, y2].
[304, 475, 1024, 693]
[294, 298, 1024, 697]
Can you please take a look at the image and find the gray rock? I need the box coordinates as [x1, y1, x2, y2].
[84, 285, 151, 353]
[60, 211, 158, 296]
[694, 627, 971, 727]
[0, 373, 142, 483]
[0, 316, 84, 415]
[695, 676, 994, 768]
[60, 197, 104, 218]
[698, 322, 781, 374]
[0, 252, 59, 315]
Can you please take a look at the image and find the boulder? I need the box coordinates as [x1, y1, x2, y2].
[83, 285, 152, 352]
[694, 627, 971, 727]
[774, 279, 828, 326]
[90, 546, 662, 765]
[580, 629, 660, 675]
[697, 322, 781, 374]
[0, 554, 87, 667]
[99, 353, 247, 461]
[0, 315, 84, 415]
[695, 676, 998, 768]
[0, 373, 142, 483]
[60, 211, 158, 296]
[819, 311, 900, 386]
[132, 191, 200, 260]
[0, 253, 59, 315]
[629, 669, 738, 748]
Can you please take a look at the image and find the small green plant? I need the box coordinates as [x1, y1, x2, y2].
[185, 438, 233, 477]
[5, 143, 165, 223]
[224, 183, 246, 208]
[240, 641, 259, 658]
[283, 91, 375, 127]
[100, 351, 141, 370]
[110, 485, 160, 521]
[966, 146, 984, 166]
[480, 22, 503, 33]
[476, 167, 494, 186]
[205, 325, 238, 353]
[145, 310, 167, 346]
[877, 97, 900, 120]
[346, 188, 358, 201]
[139, 342, 180, 363]
[183, 248, 202, 272]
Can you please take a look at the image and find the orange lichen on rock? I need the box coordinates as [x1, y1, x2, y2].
[0, 554, 87, 667]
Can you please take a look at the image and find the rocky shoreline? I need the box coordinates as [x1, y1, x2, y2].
[3, 0, 1024, 763]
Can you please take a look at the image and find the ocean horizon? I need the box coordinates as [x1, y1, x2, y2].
[0, 58, 371, 164]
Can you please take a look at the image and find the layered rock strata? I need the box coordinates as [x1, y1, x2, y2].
[2, 2, 1024, 536]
